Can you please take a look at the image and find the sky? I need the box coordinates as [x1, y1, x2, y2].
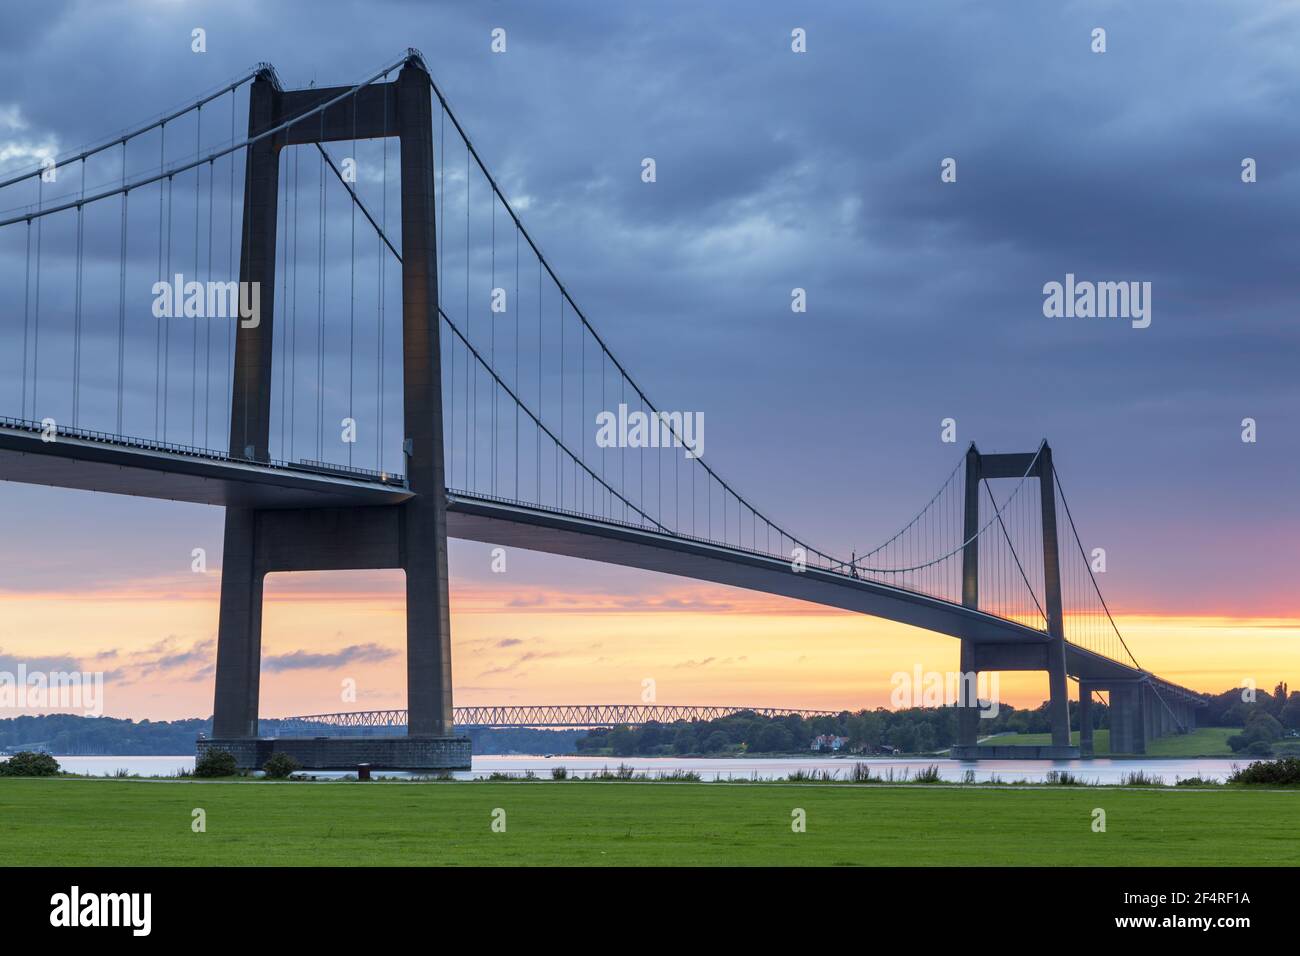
[0, 0, 1297, 721]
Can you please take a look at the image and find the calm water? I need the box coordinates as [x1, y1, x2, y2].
[49, 754, 1251, 784]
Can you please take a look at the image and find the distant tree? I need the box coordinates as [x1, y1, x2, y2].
[672, 727, 698, 754]
[846, 712, 884, 752]
[607, 726, 637, 756]
[702, 731, 731, 753]
[913, 722, 936, 754]
[638, 721, 666, 751]
[1280, 696, 1300, 731]
[755, 724, 794, 753]
[889, 725, 917, 753]
[1229, 712, 1285, 753]
[1246, 711, 1283, 741]
[810, 716, 839, 736]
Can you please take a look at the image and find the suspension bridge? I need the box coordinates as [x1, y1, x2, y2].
[0, 50, 1204, 769]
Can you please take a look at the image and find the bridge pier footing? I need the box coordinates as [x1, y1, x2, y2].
[198, 736, 471, 772]
[952, 744, 1079, 760]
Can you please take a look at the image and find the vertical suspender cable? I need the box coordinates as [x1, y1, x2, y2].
[464, 138, 471, 489]
[317, 122, 325, 460]
[163, 172, 173, 440]
[192, 106, 201, 443]
[118, 145, 129, 434]
[226, 90, 235, 446]
[556, 288, 561, 505]
[514, 223, 520, 499]
[32, 178, 43, 417]
[289, 144, 299, 462]
[73, 159, 85, 425]
[205, 157, 214, 447]
[537, 257, 542, 503]
[489, 198, 496, 494]
[348, 91, 357, 467]
[155, 125, 165, 437]
[279, 146, 289, 458]
[378, 74, 389, 473]
[21, 218, 31, 420]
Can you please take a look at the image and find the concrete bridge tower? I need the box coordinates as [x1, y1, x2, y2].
[202, 53, 470, 771]
[953, 442, 1076, 759]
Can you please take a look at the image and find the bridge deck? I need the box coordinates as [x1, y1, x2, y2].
[445, 492, 1051, 646]
[0, 420, 412, 509]
[444, 494, 1204, 702]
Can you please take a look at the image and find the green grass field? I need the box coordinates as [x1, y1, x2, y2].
[979, 727, 1239, 756]
[3, 777, 1297, 866]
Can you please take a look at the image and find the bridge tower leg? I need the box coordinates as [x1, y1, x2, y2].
[1036, 443, 1072, 749]
[212, 69, 280, 740]
[957, 444, 981, 750]
[395, 61, 455, 738]
[205, 55, 467, 769]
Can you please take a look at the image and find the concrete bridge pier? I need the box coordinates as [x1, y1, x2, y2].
[1105, 681, 1147, 754]
[1078, 682, 1095, 756]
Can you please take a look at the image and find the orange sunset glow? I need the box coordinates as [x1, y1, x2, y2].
[2, 541, 1295, 721]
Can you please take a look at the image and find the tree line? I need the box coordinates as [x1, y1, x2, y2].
[3, 682, 1295, 757]
[577, 682, 1300, 756]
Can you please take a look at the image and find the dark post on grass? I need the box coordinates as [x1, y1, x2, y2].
[357, 764, 372, 782]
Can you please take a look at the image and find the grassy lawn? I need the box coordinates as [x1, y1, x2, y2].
[979, 727, 1239, 757]
[2, 777, 1297, 866]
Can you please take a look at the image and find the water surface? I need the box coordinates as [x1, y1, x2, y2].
[49, 753, 1251, 784]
